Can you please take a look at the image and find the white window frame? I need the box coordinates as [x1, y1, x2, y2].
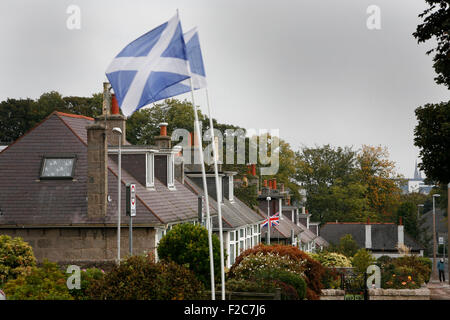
[167, 153, 176, 190]
[146, 152, 155, 188]
[229, 175, 234, 202]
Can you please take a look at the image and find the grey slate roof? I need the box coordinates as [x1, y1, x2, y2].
[258, 208, 304, 240]
[184, 176, 262, 230]
[320, 223, 424, 251]
[0, 112, 209, 227]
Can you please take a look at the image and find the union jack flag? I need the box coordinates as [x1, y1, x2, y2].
[261, 212, 280, 228]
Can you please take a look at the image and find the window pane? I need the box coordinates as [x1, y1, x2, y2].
[230, 231, 235, 241]
[41, 158, 74, 177]
[230, 244, 235, 265]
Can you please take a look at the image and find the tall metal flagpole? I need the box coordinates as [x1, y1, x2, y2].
[185, 58, 215, 299]
[205, 88, 225, 300]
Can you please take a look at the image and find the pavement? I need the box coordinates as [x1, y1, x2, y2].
[427, 280, 450, 300]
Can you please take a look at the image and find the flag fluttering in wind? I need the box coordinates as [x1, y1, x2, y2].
[106, 14, 190, 116]
[261, 212, 280, 228]
[157, 27, 207, 98]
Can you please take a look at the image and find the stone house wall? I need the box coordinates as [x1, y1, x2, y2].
[0, 227, 156, 264]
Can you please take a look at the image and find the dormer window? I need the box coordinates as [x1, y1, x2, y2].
[146, 153, 155, 188]
[40, 156, 76, 179]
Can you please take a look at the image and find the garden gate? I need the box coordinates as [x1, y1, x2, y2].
[340, 269, 368, 300]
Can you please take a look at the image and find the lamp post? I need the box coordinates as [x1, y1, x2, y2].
[266, 196, 271, 245]
[432, 194, 440, 281]
[112, 127, 122, 264]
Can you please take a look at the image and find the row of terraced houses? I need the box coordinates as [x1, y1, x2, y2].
[0, 94, 330, 268]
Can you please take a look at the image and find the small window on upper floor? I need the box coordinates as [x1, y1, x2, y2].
[40, 156, 76, 179]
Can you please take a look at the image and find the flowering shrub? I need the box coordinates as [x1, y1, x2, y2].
[68, 267, 105, 300]
[383, 266, 422, 289]
[0, 235, 36, 285]
[87, 255, 205, 300]
[229, 252, 305, 279]
[377, 255, 430, 289]
[229, 244, 325, 300]
[309, 252, 352, 268]
[3, 260, 73, 300]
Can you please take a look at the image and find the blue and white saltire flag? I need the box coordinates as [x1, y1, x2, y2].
[156, 27, 207, 98]
[105, 14, 190, 116]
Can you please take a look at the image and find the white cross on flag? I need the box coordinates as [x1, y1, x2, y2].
[106, 14, 190, 116]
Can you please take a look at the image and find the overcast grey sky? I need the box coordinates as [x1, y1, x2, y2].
[0, 0, 448, 177]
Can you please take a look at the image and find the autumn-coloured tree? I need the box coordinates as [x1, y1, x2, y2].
[356, 145, 404, 221]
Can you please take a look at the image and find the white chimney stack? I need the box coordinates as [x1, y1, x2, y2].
[398, 217, 404, 247]
[365, 219, 372, 249]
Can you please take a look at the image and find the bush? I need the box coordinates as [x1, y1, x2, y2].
[0, 235, 36, 285]
[88, 255, 205, 300]
[3, 260, 73, 300]
[351, 249, 375, 274]
[336, 234, 359, 257]
[68, 268, 105, 300]
[321, 268, 342, 289]
[309, 252, 352, 268]
[394, 256, 430, 285]
[157, 223, 224, 287]
[416, 257, 432, 283]
[255, 269, 307, 300]
[225, 278, 299, 300]
[383, 266, 422, 289]
[377, 255, 431, 289]
[229, 244, 325, 300]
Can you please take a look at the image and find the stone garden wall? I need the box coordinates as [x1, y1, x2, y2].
[320, 288, 430, 300]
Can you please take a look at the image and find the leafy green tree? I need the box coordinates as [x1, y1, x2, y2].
[157, 223, 224, 287]
[414, 102, 450, 185]
[356, 145, 403, 222]
[396, 202, 420, 240]
[0, 91, 102, 143]
[413, 0, 450, 89]
[295, 145, 371, 223]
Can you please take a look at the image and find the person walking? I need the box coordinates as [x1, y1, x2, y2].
[438, 258, 446, 282]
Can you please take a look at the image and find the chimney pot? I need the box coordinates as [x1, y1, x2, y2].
[263, 180, 267, 187]
[159, 122, 168, 136]
[273, 179, 277, 190]
[251, 164, 256, 176]
[269, 179, 273, 189]
[399, 216, 402, 226]
[111, 94, 120, 115]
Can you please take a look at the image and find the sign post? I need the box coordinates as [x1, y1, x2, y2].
[126, 184, 136, 255]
